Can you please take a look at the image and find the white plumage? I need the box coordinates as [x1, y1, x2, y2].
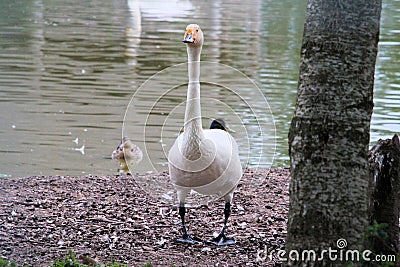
[168, 24, 242, 246]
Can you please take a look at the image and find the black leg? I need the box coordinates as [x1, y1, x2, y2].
[179, 206, 189, 238]
[223, 202, 231, 229]
[205, 202, 236, 246]
[177, 206, 202, 244]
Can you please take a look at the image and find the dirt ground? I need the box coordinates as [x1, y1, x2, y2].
[0, 168, 290, 266]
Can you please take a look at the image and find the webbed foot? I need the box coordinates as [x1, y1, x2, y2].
[205, 233, 236, 246]
[177, 234, 203, 244]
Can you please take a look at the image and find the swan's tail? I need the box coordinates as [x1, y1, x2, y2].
[210, 118, 235, 133]
[210, 118, 227, 131]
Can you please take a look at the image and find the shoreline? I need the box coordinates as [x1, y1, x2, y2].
[0, 168, 290, 266]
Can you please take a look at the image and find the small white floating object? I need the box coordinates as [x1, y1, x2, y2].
[73, 137, 79, 144]
[11, 125, 16, 129]
[74, 145, 85, 155]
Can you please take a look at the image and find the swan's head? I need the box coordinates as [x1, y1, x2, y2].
[183, 24, 203, 47]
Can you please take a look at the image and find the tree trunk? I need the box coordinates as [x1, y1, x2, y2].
[286, 0, 382, 266]
[368, 134, 400, 255]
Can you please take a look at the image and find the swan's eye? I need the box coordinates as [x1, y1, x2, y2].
[196, 29, 199, 32]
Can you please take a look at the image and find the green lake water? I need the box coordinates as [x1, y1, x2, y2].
[0, 0, 399, 177]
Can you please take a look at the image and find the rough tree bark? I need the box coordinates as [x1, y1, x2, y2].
[368, 134, 400, 255]
[286, 0, 382, 266]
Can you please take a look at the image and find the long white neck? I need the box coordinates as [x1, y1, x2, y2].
[184, 45, 203, 136]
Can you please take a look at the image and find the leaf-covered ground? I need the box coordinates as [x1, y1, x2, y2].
[0, 168, 290, 266]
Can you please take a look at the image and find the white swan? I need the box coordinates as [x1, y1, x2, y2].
[111, 136, 143, 174]
[168, 24, 242, 246]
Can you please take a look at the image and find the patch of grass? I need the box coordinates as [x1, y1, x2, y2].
[50, 250, 152, 267]
[1, 252, 151, 267]
[365, 220, 389, 240]
[364, 221, 397, 267]
[0, 256, 17, 267]
[51, 251, 84, 267]
[104, 262, 130, 267]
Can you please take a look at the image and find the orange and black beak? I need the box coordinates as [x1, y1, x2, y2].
[183, 28, 195, 43]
